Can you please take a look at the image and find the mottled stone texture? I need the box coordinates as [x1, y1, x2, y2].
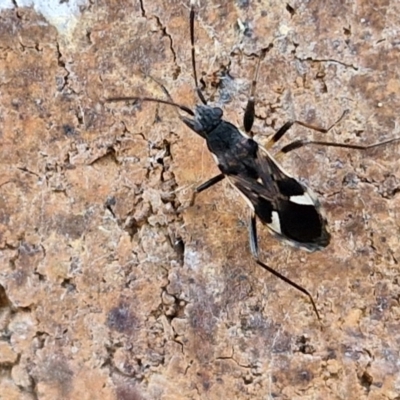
[1, 0, 400, 399]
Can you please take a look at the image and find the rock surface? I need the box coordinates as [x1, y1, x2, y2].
[1, 1, 400, 399]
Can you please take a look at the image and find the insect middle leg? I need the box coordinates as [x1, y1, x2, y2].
[263, 110, 349, 153]
[249, 212, 321, 320]
[277, 133, 400, 156]
[262, 110, 400, 157]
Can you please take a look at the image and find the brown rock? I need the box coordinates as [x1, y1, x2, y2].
[1, 1, 400, 399]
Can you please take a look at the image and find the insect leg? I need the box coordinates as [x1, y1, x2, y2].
[249, 213, 321, 320]
[190, 174, 225, 206]
[243, 48, 269, 135]
[278, 136, 400, 156]
[264, 110, 349, 150]
[190, 4, 207, 105]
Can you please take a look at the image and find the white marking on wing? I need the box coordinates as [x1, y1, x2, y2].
[289, 193, 315, 206]
[267, 211, 282, 235]
[238, 129, 252, 139]
[211, 153, 220, 165]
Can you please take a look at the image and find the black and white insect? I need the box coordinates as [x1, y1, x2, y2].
[106, 5, 399, 319]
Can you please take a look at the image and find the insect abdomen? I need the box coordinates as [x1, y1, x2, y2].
[271, 200, 330, 250]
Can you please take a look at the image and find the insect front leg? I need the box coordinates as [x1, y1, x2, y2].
[243, 47, 270, 135]
[249, 213, 321, 320]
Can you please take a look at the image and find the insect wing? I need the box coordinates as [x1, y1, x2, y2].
[231, 150, 330, 251]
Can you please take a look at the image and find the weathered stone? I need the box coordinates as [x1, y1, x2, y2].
[1, 1, 400, 399]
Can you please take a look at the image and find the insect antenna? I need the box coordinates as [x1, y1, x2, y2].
[106, 96, 194, 116]
[107, 4, 211, 118]
[190, 4, 208, 105]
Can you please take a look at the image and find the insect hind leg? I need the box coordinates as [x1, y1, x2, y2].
[249, 213, 321, 320]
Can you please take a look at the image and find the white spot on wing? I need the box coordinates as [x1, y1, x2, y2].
[290, 194, 315, 206]
[268, 211, 282, 235]
[238, 129, 251, 139]
[211, 153, 220, 165]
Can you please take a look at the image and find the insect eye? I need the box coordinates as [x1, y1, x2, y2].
[213, 107, 223, 118]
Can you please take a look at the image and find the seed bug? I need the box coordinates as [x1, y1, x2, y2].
[106, 4, 400, 319]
